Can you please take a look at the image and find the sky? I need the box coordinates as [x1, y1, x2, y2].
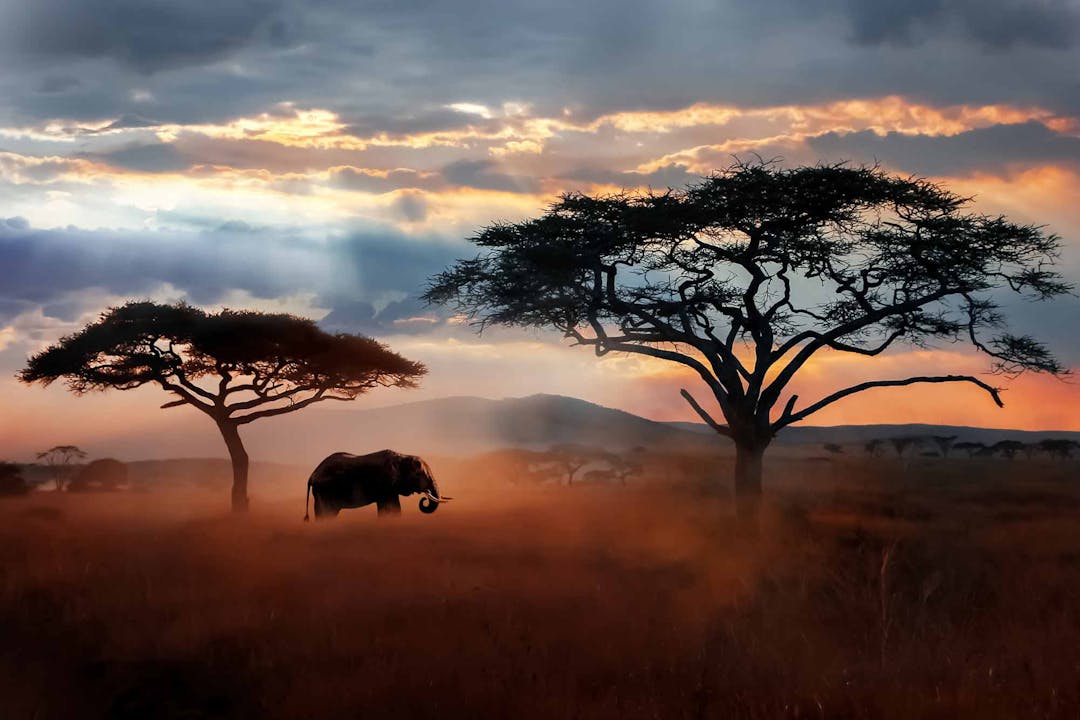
[0, 0, 1078, 460]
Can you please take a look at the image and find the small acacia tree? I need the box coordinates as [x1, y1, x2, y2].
[0, 461, 30, 496]
[930, 435, 958, 458]
[954, 441, 986, 458]
[425, 162, 1068, 519]
[20, 302, 426, 511]
[36, 445, 87, 491]
[547, 443, 597, 486]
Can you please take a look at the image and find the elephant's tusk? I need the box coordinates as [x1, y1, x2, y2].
[425, 491, 453, 503]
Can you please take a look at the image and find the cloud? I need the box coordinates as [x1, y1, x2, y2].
[561, 164, 701, 190]
[806, 122, 1080, 175]
[390, 191, 430, 223]
[625, 119, 1080, 181]
[101, 113, 160, 131]
[319, 296, 447, 335]
[329, 167, 436, 193]
[840, 0, 1078, 50]
[36, 76, 81, 94]
[0, 0, 288, 74]
[90, 142, 191, 173]
[0, 219, 469, 342]
[0, 0, 1077, 133]
[441, 159, 540, 193]
[0, 223, 314, 312]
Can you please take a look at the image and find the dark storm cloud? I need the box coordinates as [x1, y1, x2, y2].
[330, 231, 463, 297]
[561, 165, 701, 190]
[101, 114, 160, 131]
[328, 168, 435, 193]
[319, 296, 446, 335]
[390, 192, 430, 223]
[2, 1, 1078, 131]
[36, 76, 81, 94]
[0, 222, 304, 311]
[807, 122, 1080, 176]
[1, 0, 288, 74]
[88, 143, 191, 173]
[441, 160, 541, 193]
[319, 299, 378, 333]
[841, 0, 1078, 50]
[315, 227, 465, 332]
[0, 219, 464, 334]
[343, 108, 485, 139]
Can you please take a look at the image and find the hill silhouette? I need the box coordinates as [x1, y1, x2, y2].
[280, 394, 722, 457]
[245, 394, 1077, 462]
[664, 420, 1080, 447]
[14, 394, 1076, 465]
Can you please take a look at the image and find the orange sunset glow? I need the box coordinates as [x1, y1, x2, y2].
[0, 0, 1076, 462]
[3, 4, 1080, 718]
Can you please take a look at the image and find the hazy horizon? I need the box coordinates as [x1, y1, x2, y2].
[1, 0, 1077, 459]
[5, 390, 1077, 465]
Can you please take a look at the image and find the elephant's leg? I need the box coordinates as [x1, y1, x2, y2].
[313, 496, 340, 520]
[376, 495, 401, 517]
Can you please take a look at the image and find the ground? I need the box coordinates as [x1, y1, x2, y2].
[1, 453, 1078, 719]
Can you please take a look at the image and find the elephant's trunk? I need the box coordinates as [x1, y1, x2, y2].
[418, 476, 452, 514]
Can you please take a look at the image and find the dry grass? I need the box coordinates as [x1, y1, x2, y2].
[1, 455, 1079, 719]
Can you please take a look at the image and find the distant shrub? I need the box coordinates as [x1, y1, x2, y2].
[890, 437, 920, 459]
[0, 462, 30, 496]
[1038, 439, 1079, 460]
[954, 441, 985, 458]
[68, 458, 128, 492]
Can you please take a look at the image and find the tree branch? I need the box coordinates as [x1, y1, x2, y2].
[762, 289, 955, 408]
[680, 389, 732, 438]
[773, 375, 1004, 431]
[158, 380, 215, 415]
[231, 391, 355, 424]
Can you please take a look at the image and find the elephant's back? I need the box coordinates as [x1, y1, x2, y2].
[307, 450, 397, 486]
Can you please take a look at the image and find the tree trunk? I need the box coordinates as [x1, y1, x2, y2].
[217, 422, 249, 513]
[733, 442, 765, 522]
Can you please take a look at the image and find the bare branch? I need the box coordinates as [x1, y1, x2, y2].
[774, 375, 1004, 431]
[159, 380, 216, 415]
[232, 391, 356, 424]
[680, 389, 732, 438]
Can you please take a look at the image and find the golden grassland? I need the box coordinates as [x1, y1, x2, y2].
[1, 454, 1078, 719]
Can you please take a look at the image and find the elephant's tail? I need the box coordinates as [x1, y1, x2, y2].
[303, 482, 311, 522]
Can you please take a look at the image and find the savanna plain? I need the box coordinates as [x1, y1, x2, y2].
[2, 453, 1079, 719]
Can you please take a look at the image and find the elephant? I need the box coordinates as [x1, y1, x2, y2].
[304, 449, 451, 520]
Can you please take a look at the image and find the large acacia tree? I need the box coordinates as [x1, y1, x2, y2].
[20, 302, 426, 511]
[424, 162, 1068, 518]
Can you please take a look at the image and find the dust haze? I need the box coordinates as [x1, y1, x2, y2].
[4, 436, 1080, 718]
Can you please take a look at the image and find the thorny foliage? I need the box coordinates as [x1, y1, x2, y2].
[426, 161, 1069, 440]
[19, 302, 427, 426]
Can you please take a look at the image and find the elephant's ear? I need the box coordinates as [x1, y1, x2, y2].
[386, 455, 404, 488]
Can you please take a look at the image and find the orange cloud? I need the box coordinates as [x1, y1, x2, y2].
[595, 96, 1060, 137]
[943, 165, 1080, 230]
[161, 96, 1067, 161]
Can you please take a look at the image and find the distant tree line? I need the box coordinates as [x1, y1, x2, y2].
[859, 436, 1078, 460]
[0, 446, 133, 496]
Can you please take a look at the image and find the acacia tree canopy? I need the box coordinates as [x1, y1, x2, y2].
[424, 161, 1069, 516]
[20, 301, 427, 510]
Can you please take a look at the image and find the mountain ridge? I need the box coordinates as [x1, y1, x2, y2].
[24, 393, 1075, 464]
[242, 393, 1076, 462]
